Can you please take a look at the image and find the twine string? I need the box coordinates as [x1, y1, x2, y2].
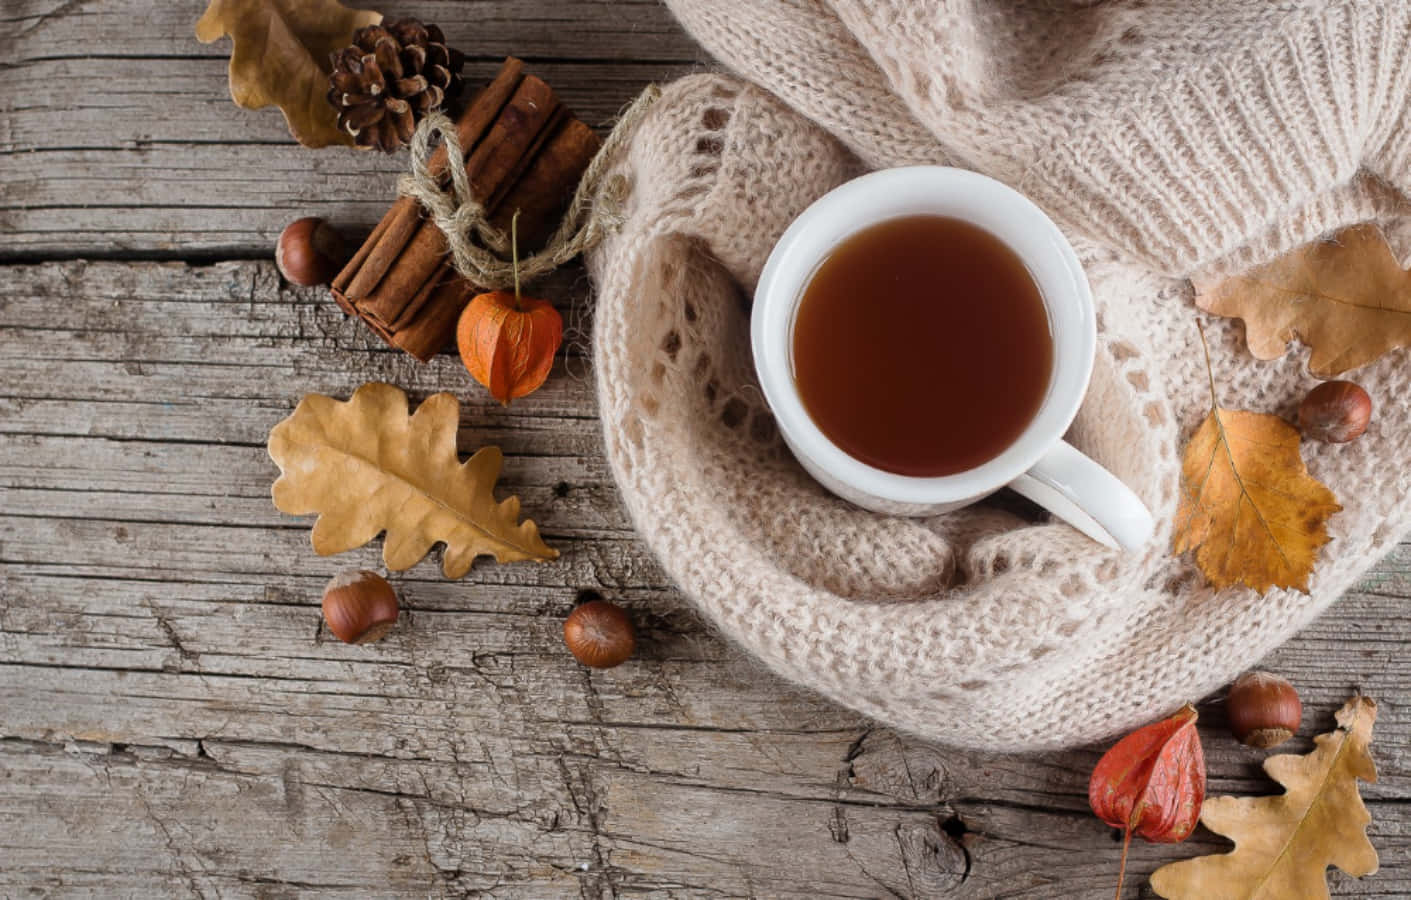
[397, 84, 661, 289]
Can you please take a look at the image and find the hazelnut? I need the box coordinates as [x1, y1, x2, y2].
[1298, 380, 1371, 443]
[322, 570, 398, 644]
[564, 598, 635, 668]
[276, 217, 348, 286]
[1226, 670, 1302, 749]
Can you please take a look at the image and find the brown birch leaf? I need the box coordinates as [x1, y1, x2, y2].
[267, 382, 557, 578]
[195, 0, 381, 148]
[1172, 328, 1340, 593]
[1150, 695, 1379, 900]
[1193, 224, 1411, 376]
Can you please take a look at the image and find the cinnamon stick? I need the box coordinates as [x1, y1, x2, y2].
[390, 275, 470, 360]
[333, 211, 392, 316]
[376, 98, 574, 350]
[466, 84, 566, 210]
[331, 58, 601, 361]
[334, 57, 526, 301]
[357, 76, 562, 332]
[491, 117, 602, 249]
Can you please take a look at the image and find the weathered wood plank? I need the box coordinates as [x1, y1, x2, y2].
[2, 0, 706, 257]
[4, 0, 704, 64]
[1, 600, 1407, 900]
[0, 262, 605, 462]
[1, 572, 1407, 899]
[2, 258, 1409, 896]
[2, 60, 690, 214]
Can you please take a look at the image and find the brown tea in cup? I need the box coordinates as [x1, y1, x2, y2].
[791, 214, 1053, 477]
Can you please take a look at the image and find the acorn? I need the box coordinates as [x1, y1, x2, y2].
[276, 217, 348, 286]
[1298, 381, 1371, 444]
[563, 598, 635, 668]
[1226, 671, 1302, 749]
[321, 570, 399, 645]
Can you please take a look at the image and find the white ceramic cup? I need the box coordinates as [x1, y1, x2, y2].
[751, 166, 1155, 551]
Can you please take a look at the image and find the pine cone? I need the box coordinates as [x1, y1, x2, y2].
[327, 18, 466, 152]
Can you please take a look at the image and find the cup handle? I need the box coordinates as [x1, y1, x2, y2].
[1008, 440, 1155, 551]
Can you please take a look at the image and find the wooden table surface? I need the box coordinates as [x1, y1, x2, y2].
[3, 2, 1408, 897]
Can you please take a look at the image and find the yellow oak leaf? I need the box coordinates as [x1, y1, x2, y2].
[1173, 328, 1340, 593]
[196, 0, 381, 148]
[1150, 695, 1379, 900]
[267, 382, 557, 578]
[1194, 224, 1411, 376]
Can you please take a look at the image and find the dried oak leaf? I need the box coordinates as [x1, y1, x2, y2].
[1194, 224, 1411, 376]
[195, 0, 382, 148]
[267, 382, 557, 578]
[1173, 331, 1340, 593]
[1150, 695, 1379, 900]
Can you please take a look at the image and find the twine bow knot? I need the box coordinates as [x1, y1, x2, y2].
[396, 85, 661, 290]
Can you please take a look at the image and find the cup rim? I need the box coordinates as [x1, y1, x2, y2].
[751, 165, 1096, 505]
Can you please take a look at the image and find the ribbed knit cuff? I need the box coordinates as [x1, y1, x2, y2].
[1369, 84, 1411, 201]
[668, 0, 946, 168]
[1024, 2, 1411, 276]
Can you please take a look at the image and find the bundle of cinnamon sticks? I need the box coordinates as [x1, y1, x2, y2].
[332, 57, 601, 361]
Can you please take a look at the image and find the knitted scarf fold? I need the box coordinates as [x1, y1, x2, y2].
[586, 1, 1411, 750]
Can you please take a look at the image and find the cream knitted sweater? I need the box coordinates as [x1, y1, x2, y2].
[586, 0, 1411, 750]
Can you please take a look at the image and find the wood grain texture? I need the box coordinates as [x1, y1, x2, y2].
[1, 1, 705, 258]
[2, 1, 1409, 896]
[3, 260, 1408, 898]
